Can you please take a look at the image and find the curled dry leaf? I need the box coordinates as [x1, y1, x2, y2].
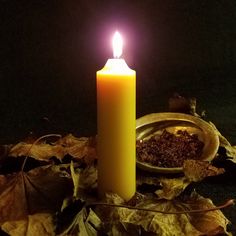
[57, 207, 102, 236]
[209, 122, 236, 163]
[95, 192, 231, 236]
[1, 213, 55, 236]
[70, 162, 97, 200]
[137, 175, 190, 200]
[137, 160, 224, 201]
[136, 175, 161, 187]
[185, 192, 231, 236]
[168, 94, 205, 117]
[10, 142, 64, 162]
[9, 134, 97, 164]
[58, 135, 97, 164]
[155, 177, 191, 200]
[183, 160, 225, 182]
[0, 164, 72, 224]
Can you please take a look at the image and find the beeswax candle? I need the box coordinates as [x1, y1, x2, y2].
[97, 32, 136, 201]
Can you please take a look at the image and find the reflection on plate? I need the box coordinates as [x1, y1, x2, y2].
[136, 113, 219, 174]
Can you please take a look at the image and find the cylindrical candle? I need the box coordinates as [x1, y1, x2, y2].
[97, 32, 136, 201]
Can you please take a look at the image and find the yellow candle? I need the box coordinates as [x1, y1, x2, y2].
[97, 32, 136, 201]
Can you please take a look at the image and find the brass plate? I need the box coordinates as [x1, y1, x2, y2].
[136, 113, 219, 173]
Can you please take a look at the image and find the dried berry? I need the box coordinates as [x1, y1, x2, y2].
[136, 130, 204, 168]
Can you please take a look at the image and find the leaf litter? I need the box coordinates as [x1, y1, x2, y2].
[9, 134, 97, 164]
[0, 103, 234, 235]
[93, 192, 231, 236]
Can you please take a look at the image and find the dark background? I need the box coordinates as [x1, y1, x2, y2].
[1, 0, 236, 143]
[1, 0, 236, 233]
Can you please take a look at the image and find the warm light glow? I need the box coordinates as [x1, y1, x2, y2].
[112, 31, 123, 58]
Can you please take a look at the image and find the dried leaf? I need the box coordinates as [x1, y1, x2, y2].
[70, 162, 80, 199]
[168, 94, 205, 117]
[137, 176, 191, 200]
[70, 162, 97, 200]
[136, 175, 161, 187]
[58, 207, 101, 236]
[58, 135, 97, 164]
[209, 122, 236, 163]
[96, 192, 231, 236]
[1, 213, 55, 236]
[0, 164, 72, 224]
[155, 177, 190, 200]
[9, 134, 97, 163]
[9, 142, 64, 162]
[137, 175, 190, 200]
[183, 160, 225, 182]
[168, 93, 193, 114]
[185, 192, 231, 235]
[138, 160, 225, 201]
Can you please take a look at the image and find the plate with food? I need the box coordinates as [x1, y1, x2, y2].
[136, 113, 219, 173]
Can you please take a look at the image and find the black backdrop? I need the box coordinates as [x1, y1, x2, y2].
[1, 0, 236, 233]
[1, 0, 236, 143]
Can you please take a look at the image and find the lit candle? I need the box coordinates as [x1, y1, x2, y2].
[97, 31, 136, 201]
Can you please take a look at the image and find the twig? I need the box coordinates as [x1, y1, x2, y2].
[88, 199, 234, 214]
[21, 134, 62, 171]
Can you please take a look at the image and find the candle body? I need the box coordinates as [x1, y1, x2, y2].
[97, 59, 136, 201]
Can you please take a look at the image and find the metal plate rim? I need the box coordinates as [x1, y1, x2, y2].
[136, 112, 220, 174]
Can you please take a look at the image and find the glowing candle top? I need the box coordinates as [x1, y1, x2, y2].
[112, 31, 123, 58]
[97, 31, 135, 75]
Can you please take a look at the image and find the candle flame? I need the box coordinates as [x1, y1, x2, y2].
[112, 31, 123, 58]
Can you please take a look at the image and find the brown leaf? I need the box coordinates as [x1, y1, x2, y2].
[58, 134, 97, 164]
[209, 122, 236, 163]
[186, 192, 231, 235]
[9, 134, 97, 163]
[168, 93, 192, 114]
[1, 213, 55, 236]
[183, 160, 225, 182]
[168, 94, 205, 117]
[0, 164, 72, 224]
[137, 175, 191, 200]
[136, 159, 224, 201]
[155, 177, 191, 200]
[96, 192, 231, 236]
[70, 162, 97, 200]
[136, 175, 161, 187]
[9, 142, 65, 162]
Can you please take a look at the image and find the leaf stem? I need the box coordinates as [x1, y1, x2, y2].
[21, 134, 62, 171]
[88, 199, 234, 214]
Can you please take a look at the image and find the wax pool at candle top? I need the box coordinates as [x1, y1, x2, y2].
[98, 59, 135, 75]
